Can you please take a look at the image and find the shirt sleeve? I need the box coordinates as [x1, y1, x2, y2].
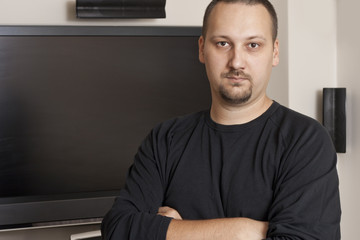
[101, 125, 172, 240]
[266, 123, 341, 239]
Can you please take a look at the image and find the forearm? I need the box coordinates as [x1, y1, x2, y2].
[166, 218, 268, 240]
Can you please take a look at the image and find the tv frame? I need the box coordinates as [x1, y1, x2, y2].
[0, 25, 203, 230]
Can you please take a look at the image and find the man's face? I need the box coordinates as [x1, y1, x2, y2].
[199, 2, 279, 106]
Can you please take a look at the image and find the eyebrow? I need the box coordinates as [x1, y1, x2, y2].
[209, 34, 267, 42]
[245, 35, 267, 41]
[208, 35, 229, 40]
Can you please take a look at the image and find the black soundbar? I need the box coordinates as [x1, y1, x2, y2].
[76, 0, 166, 18]
[323, 88, 346, 153]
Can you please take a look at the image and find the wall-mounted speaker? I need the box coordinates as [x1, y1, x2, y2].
[323, 88, 346, 153]
[76, 0, 167, 18]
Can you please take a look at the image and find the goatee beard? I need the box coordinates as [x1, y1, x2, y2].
[219, 69, 253, 105]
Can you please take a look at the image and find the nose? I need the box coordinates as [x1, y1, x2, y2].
[228, 47, 245, 70]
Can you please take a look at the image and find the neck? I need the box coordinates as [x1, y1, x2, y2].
[210, 95, 273, 125]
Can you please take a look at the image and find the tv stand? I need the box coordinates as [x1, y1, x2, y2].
[0, 221, 101, 240]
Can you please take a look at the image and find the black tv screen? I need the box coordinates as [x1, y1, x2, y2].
[0, 26, 210, 229]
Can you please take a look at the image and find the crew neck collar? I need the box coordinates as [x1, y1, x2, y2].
[205, 101, 280, 132]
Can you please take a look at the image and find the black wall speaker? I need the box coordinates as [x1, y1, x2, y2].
[323, 88, 346, 153]
[76, 0, 167, 18]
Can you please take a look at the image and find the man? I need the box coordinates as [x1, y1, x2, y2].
[101, 0, 341, 239]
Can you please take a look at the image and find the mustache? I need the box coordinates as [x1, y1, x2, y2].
[221, 70, 252, 80]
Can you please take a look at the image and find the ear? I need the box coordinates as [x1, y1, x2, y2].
[198, 36, 205, 64]
[272, 39, 279, 67]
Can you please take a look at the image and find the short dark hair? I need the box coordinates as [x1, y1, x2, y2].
[202, 0, 278, 42]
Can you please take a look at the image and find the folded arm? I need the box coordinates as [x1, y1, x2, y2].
[158, 206, 268, 240]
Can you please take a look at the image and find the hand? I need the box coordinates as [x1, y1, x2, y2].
[157, 206, 183, 220]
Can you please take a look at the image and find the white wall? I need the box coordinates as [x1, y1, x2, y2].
[267, 0, 289, 106]
[288, 0, 337, 120]
[337, 0, 360, 239]
[289, 0, 360, 239]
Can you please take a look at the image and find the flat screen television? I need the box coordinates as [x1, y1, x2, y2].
[0, 26, 210, 229]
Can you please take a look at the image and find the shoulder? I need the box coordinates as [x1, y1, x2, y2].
[149, 110, 207, 142]
[270, 103, 320, 128]
[270, 103, 330, 142]
[155, 111, 206, 132]
[268, 103, 336, 161]
[269, 102, 336, 167]
[136, 111, 207, 164]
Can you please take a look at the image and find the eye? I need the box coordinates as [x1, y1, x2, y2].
[248, 43, 260, 49]
[217, 41, 230, 47]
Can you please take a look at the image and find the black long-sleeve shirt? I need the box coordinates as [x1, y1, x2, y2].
[102, 102, 341, 239]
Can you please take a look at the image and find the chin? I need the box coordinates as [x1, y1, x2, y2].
[220, 93, 252, 105]
[219, 87, 252, 105]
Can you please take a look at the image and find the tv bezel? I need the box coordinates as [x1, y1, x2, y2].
[0, 25, 202, 230]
